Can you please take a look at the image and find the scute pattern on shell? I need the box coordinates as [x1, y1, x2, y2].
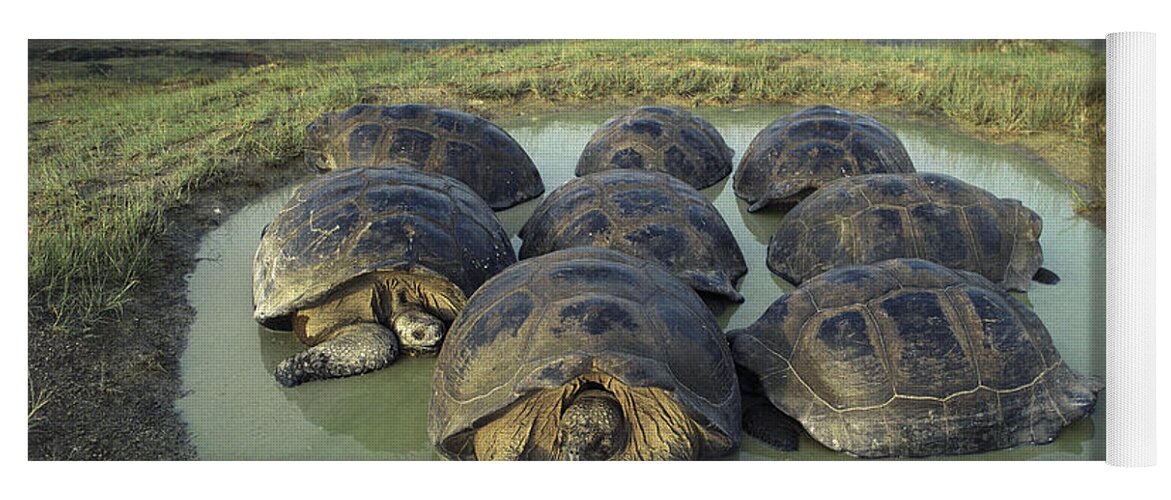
[767, 172, 1047, 291]
[252, 166, 516, 328]
[305, 103, 544, 209]
[429, 247, 740, 460]
[728, 258, 1101, 458]
[518, 170, 747, 307]
[575, 106, 734, 189]
[733, 105, 915, 211]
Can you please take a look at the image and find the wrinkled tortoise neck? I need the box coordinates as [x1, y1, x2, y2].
[558, 387, 627, 461]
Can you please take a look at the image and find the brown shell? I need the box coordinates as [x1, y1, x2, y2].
[767, 172, 1047, 291]
[252, 166, 516, 329]
[733, 105, 915, 212]
[575, 106, 734, 189]
[305, 104, 544, 210]
[428, 247, 740, 460]
[518, 170, 747, 309]
[728, 258, 1101, 458]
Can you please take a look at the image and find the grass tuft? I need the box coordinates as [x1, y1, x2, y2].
[28, 378, 54, 431]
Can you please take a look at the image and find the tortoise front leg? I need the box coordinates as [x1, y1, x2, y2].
[274, 322, 399, 387]
[741, 394, 800, 452]
[737, 366, 800, 452]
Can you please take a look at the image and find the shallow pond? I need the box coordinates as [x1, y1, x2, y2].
[177, 106, 1104, 460]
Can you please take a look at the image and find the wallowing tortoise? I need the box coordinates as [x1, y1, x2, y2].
[429, 247, 741, 460]
[728, 258, 1102, 458]
[305, 103, 544, 209]
[252, 166, 516, 387]
[733, 105, 915, 212]
[576, 106, 734, 189]
[518, 170, 747, 311]
[768, 172, 1059, 291]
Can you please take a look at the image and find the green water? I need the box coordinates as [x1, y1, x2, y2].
[177, 106, 1105, 460]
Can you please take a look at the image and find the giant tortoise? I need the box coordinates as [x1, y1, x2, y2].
[252, 166, 516, 387]
[305, 103, 544, 209]
[576, 106, 734, 189]
[429, 247, 741, 460]
[728, 258, 1102, 458]
[768, 172, 1059, 291]
[733, 105, 915, 212]
[518, 169, 747, 311]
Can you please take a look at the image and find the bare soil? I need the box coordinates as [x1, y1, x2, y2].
[27, 160, 307, 460]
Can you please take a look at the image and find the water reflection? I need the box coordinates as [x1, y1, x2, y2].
[735, 197, 784, 245]
[698, 176, 729, 204]
[497, 195, 541, 241]
[257, 325, 440, 458]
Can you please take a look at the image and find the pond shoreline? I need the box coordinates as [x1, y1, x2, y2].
[28, 161, 308, 460]
[27, 103, 1103, 460]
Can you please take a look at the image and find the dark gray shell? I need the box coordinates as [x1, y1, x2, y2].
[429, 247, 740, 460]
[576, 106, 734, 189]
[768, 172, 1047, 291]
[518, 170, 747, 308]
[728, 258, 1101, 458]
[733, 105, 915, 212]
[305, 103, 544, 210]
[252, 166, 516, 329]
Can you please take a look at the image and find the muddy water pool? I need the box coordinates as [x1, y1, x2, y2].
[178, 106, 1104, 460]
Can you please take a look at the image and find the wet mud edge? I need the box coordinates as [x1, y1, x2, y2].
[28, 161, 308, 460]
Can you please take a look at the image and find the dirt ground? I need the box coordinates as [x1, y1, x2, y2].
[27, 161, 307, 460]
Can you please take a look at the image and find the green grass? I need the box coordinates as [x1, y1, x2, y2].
[27, 377, 53, 431]
[27, 39, 1106, 331]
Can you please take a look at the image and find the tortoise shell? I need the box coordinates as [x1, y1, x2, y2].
[768, 172, 1049, 291]
[305, 103, 544, 209]
[728, 258, 1101, 458]
[518, 170, 747, 308]
[575, 106, 734, 189]
[252, 166, 516, 330]
[733, 105, 915, 212]
[429, 247, 741, 460]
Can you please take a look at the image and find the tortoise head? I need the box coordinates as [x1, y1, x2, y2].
[558, 387, 627, 461]
[392, 308, 446, 355]
[305, 114, 339, 172]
